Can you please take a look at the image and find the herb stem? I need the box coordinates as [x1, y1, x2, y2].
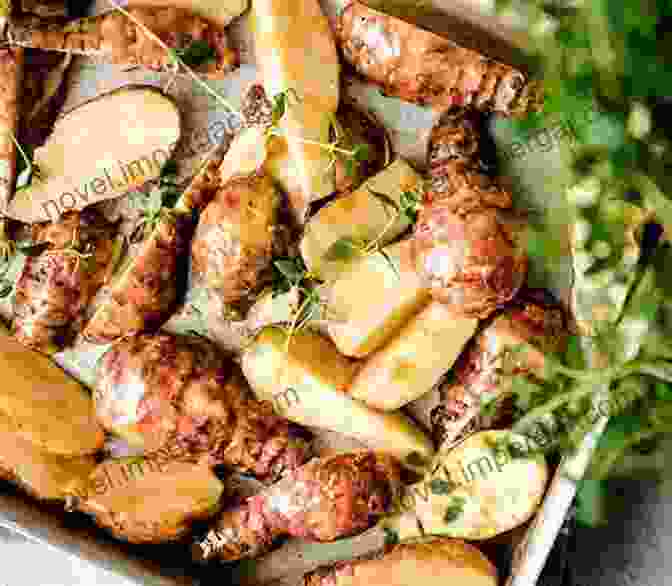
[267, 129, 356, 157]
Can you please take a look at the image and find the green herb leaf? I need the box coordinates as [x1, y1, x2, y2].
[324, 237, 362, 262]
[383, 526, 399, 547]
[443, 496, 466, 523]
[352, 143, 370, 162]
[174, 40, 216, 68]
[429, 478, 456, 495]
[0, 279, 12, 298]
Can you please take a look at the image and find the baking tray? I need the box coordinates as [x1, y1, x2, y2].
[0, 1, 605, 584]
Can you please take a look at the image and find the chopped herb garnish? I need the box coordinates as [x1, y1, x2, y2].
[173, 40, 216, 68]
[443, 496, 466, 523]
[429, 478, 457, 495]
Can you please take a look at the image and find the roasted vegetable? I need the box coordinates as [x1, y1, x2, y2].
[432, 291, 567, 445]
[13, 210, 117, 353]
[304, 538, 497, 586]
[0, 324, 104, 455]
[412, 108, 527, 318]
[128, 0, 248, 27]
[383, 430, 549, 541]
[191, 172, 280, 309]
[251, 0, 340, 221]
[326, 238, 431, 358]
[0, 411, 96, 501]
[241, 327, 434, 466]
[0, 47, 22, 209]
[336, 1, 542, 117]
[70, 457, 224, 544]
[10, 6, 237, 77]
[349, 302, 478, 411]
[83, 146, 226, 344]
[5, 86, 181, 224]
[94, 333, 310, 481]
[195, 451, 400, 561]
[300, 159, 422, 281]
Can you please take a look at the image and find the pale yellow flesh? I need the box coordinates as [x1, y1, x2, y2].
[0, 411, 96, 501]
[384, 430, 549, 541]
[0, 327, 104, 456]
[241, 327, 435, 466]
[326, 239, 431, 358]
[349, 303, 478, 411]
[301, 158, 423, 281]
[6, 87, 181, 223]
[333, 540, 498, 586]
[218, 125, 269, 186]
[251, 0, 340, 220]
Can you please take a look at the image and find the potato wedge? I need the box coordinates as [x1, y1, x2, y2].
[6, 86, 181, 223]
[0, 411, 96, 501]
[304, 538, 497, 586]
[71, 457, 225, 544]
[241, 327, 434, 467]
[301, 159, 423, 281]
[349, 303, 478, 411]
[326, 239, 431, 358]
[0, 326, 104, 455]
[251, 0, 340, 221]
[383, 430, 548, 541]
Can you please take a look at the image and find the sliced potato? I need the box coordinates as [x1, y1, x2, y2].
[0, 327, 104, 455]
[304, 538, 497, 586]
[251, 0, 340, 220]
[6, 86, 181, 223]
[0, 411, 96, 501]
[301, 159, 423, 281]
[72, 457, 225, 544]
[326, 239, 431, 358]
[349, 303, 478, 411]
[241, 327, 434, 467]
[383, 430, 548, 541]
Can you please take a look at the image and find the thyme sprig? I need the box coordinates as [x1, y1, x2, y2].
[266, 89, 370, 179]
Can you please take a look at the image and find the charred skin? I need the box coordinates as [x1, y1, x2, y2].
[191, 173, 279, 307]
[413, 108, 527, 318]
[336, 2, 542, 117]
[83, 212, 192, 343]
[13, 211, 116, 353]
[196, 452, 401, 562]
[431, 290, 568, 444]
[12, 7, 237, 77]
[95, 333, 310, 481]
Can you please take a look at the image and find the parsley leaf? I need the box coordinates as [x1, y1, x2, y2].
[174, 40, 216, 68]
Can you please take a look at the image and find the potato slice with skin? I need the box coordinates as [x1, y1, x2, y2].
[6, 86, 181, 223]
[72, 458, 225, 544]
[0, 326, 104, 456]
[304, 538, 498, 586]
[326, 238, 431, 358]
[349, 303, 478, 411]
[241, 327, 434, 467]
[301, 159, 423, 281]
[251, 0, 340, 221]
[383, 430, 548, 541]
[0, 411, 96, 501]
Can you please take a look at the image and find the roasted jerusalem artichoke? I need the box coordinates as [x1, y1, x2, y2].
[195, 451, 400, 562]
[10, 6, 237, 77]
[94, 333, 310, 481]
[13, 210, 117, 353]
[432, 290, 568, 445]
[191, 172, 280, 309]
[412, 108, 527, 318]
[337, 2, 542, 117]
